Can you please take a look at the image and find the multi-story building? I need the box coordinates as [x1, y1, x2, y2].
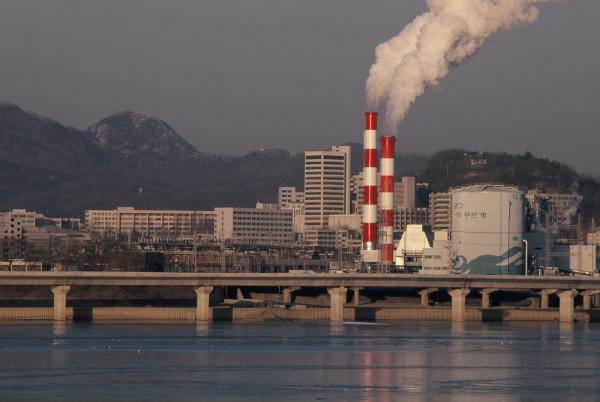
[213, 203, 293, 245]
[303, 145, 351, 229]
[278, 187, 305, 210]
[277, 187, 305, 235]
[350, 172, 364, 215]
[85, 207, 215, 239]
[429, 192, 452, 232]
[352, 175, 418, 215]
[302, 228, 361, 251]
[526, 190, 579, 226]
[587, 230, 600, 245]
[0, 209, 36, 258]
[328, 214, 361, 232]
[394, 176, 416, 210]
[394, 207, 430, 234]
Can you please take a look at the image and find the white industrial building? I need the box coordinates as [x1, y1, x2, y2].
[450, 185, 525, 275]
[420, 231, 451, 275]
[394, 225, 431, 270]
[570, 245, 598, 275]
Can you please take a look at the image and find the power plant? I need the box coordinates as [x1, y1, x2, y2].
[450, 185, 525, 275]
[361, 112, 379, 263]
[379, 136, 396, 264]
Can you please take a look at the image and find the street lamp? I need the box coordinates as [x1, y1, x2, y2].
[523, 239, 529, 276]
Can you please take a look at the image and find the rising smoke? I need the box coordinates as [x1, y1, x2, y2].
[366, 0, 552, 132]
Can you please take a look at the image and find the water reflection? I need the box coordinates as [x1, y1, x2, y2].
[194, 322, 210, 337]
[52, 322, 66, 345]
[0, 321, 599, 401]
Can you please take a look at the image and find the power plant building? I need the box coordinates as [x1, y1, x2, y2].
[450, 185, 525, 275]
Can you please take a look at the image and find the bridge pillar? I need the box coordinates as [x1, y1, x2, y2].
[480, 289, 499, 309]
[281, 287, 300, 304]
[581, 290, 600, 310]
[558, 290, 578, 323]
[418, 288, 438, 306]
[448, 289, 470, 322]
[539, 289, 557, 309]
[327, 287, 347, 322]
[195, 286, 214, 321]
[51, 286, 70, 321]
[351, 287, 363, 306]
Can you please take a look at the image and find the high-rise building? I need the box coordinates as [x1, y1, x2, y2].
[303, 145, 351, 229]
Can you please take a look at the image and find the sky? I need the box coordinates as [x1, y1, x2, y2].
[0, 0, 598, 174]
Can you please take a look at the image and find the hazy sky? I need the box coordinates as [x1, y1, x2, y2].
[0, 1, 598, 174]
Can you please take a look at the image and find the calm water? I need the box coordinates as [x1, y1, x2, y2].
[1, 321, 600, 401]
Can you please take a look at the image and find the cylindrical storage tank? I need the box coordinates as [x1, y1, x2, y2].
[450, 185, 525, 275]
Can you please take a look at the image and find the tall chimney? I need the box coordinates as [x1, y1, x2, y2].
[362, 112, 378, 255]
[380, 135, 396, 264]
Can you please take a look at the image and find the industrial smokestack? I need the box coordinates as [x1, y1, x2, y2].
[366, 0, 553, 131]
[362, 112, 378, 258]
[379, 135, 396, 264]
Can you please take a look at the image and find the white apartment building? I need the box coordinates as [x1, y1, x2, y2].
[429, 192, 452, 231]
[278, 187, 305, 209]
[304, 145, 351, 229]
[213, 203, 293, 245]
[85, 207, 215, 239]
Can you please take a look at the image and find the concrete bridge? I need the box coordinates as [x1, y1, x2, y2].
[1, 272, 600, 323]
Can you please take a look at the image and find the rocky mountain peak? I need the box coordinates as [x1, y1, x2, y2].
[88, 111, 199, 158]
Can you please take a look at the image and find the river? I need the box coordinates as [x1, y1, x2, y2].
[1, 321, 599, 401]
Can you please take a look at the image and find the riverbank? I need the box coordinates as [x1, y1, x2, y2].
[0, 305, 597, 322]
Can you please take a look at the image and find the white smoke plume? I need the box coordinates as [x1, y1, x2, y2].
[366, 0, 552, 131]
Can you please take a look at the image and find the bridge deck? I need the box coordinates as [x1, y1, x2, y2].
[0, 272, 598, 290]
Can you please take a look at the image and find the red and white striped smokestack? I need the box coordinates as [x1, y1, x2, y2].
[362, 112, 378, 253]
[380, 135, 396, 264]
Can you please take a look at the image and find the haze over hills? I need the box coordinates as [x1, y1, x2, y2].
[0, 102, 598, 226]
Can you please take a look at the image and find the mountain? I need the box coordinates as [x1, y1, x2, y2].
[0, 102, 597, 226]
[0, 103, 302, 216]
[88, 111, 200, 159]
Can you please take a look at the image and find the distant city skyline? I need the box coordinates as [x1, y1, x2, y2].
[0, 1, 599, 174]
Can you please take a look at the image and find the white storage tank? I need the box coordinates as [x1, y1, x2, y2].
[450, 185, 525, 275]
